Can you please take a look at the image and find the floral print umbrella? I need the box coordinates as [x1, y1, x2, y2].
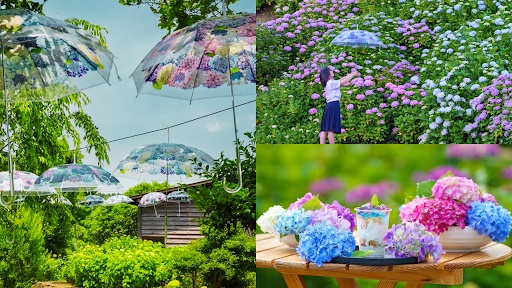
[0, 9, 117, 206]
[32, 164, 124, 194]
[131, 14, 256, 193]
[113, 143, 214, 183]
[331, 29, 387, 48]
[131, 13, 255, 101]
[79, 195, 105, 207]
[0, 8, 117, 102]
[139, 192, 166, 217]
[103, 195, 134, 206]
[0, 170, 55, 196]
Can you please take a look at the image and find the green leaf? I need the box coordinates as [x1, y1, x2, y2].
[152, 81, 162, 90]
[215, 25, 227, 30]
[416, 180, 436, 197]
[231, 67, 240, 73]
[65, 59, 73, 66]
[31, 47, 42, 54]
[97, 63, 104, 70]
[302, 196, 322, 211]
[439, 171, 455, 179]
[352, 250, 374, 258]
[205, 52, 216, 57]
[295, 234, 299, 242]
[371, 194, 379, 206]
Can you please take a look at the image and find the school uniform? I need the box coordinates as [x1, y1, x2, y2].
[321, 79, 342, 133]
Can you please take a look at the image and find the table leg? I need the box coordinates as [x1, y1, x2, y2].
[405, 283, 424, 288]
[376, 280, 397, 288]
[281, 273, 306, 288]
[336, 278, 357, 288]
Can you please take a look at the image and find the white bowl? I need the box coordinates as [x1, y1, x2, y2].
[438, 226, 492, 252]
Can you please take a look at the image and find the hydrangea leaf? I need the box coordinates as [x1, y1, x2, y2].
[302, 196, 322, 211]
[371, 194, 379, 206]
[295, 234, 300, 242]
[439, 171, 455, 179]
[416, 180, 436, 197]
[153, 81, 162, 90]
[352, 250, 374, 258]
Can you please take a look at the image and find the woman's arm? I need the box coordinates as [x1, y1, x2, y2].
[339, 71, 359, 85]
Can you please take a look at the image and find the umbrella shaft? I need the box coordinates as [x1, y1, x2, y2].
[1, 42, 15, 207]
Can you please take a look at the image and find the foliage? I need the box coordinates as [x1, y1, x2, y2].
[170, 246, 208, 288]
[0, 0, 45, 12]
[65, 18, 109, 47]
[192, 232, 256, 288]
[190, 132, 256, 234]
[118, 0, 241, 32]
[81, 204, 138, 245]
[124, 181, 173, 197]
[63, 237, 173, 288]
[256, 0, 512, 143]
[0, 206, 46, 288]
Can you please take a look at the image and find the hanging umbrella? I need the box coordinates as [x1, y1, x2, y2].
[0, 170, 55, 196]
[31, 164, 124, 193]
[330, 28, 387, 64]
[130, 13, 256, 193]
[139, 192, 166, 217]
[79, 195, 104, 207]
[113, 143, 214, 183]
[103, 195, 134, 206]
[167, 190, 190, 216]
[0, 8, 118, 207]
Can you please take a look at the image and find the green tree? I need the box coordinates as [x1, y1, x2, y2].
[82, 204, 138, 245]
[118, 0, 241, 32]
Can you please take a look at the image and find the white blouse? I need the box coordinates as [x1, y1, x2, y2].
[325, 79, 341, 103]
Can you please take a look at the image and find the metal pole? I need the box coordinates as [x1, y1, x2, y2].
[0, 40, 15, 207]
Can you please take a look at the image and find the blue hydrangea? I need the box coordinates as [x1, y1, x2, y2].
[297, 222, 355, 267]
[274, 209, 311, 235]
[467, 202, 512, 242]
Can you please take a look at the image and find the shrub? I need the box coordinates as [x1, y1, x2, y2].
[63, 237, 173, 288]
[81, 204, 138, 245]
[0, 206, 46, 288]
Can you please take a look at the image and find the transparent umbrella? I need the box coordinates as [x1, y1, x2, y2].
[139, 192, 166, 217]
[330, 28, 387, 64]
[130, 13, 256, 193]
[103, 195, 133, 206]
[0, 8, 118, 207]
[0, 170, 55, 196]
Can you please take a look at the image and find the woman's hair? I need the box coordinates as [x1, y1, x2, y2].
[319, 68, 331, 88]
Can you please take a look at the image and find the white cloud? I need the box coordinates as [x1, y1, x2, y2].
[205, 121, 223, 132]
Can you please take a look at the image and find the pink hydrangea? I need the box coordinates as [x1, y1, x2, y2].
[432, 176, 480, 204]
[400, 196, 428, 222]
[401, 198, 469, 235]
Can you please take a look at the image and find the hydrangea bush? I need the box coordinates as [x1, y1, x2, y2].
[257, 0, 512, 143]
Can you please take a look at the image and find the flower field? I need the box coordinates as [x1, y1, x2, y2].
[256, 0, 512, 143]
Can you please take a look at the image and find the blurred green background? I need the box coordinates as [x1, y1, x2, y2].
[256, 144, 512, 288]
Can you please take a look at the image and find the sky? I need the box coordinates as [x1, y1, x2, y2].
[42, 0, 256, 188]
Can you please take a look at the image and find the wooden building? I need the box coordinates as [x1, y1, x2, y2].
[129, 180, 212, 247]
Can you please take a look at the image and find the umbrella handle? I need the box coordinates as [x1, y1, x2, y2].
[5, 226, 14, 244]
[154, 204, 160, 218]
[222, 159, 242, 194]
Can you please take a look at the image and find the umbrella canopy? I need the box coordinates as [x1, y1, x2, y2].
[139, 192, 166, 207]
[331, 29, 387, 48]
[167, 190, 190, 202]
[0, 8, 117, 207]
[79, 195, 104, 207]
[103, 195, 134, 206]
[113, 143, 214, 183]
[0, 170, 55, 196]
[32, 164, 124, 193]
[0, 8, 117, 102]
[131, 13, 255, 101]
[131, 14, 256, 193]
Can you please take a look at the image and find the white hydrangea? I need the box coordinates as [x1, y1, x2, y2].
[257, 205, 286, 234]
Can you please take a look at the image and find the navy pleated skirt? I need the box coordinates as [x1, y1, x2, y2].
[321, 101, 342, 133]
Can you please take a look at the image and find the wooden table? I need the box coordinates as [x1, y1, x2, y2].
[256, 234, 512, 288]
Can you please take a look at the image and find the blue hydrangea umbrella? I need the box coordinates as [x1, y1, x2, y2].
[79, 195, 105, 208]
[0, 9, 118, 207]
[330, 28, 386, 64]
[166, 190, 190, 216]
[103, 195, 134, 206]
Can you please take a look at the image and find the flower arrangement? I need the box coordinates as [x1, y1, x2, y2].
[384, 222, 444, 262]
[257, 192, 356, 266]
[400, 174, 512, 242]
